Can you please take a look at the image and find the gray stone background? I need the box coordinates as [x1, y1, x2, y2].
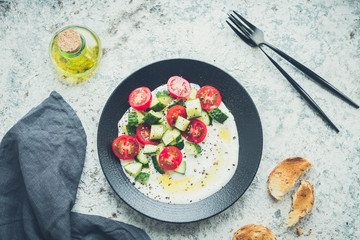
[1, 0, 359, 239]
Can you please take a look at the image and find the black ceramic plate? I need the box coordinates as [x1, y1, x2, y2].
[98, 59, 263, 223]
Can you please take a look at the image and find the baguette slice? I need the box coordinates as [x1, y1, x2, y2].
[288, 180, 315, 227]
[233, 224, 276, 240]
[267, 157, 312, 200]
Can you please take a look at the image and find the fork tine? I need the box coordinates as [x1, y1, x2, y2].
[226, 20, 256, 47]
[232, 11, 257, 31]
[228, 13, 253, 37]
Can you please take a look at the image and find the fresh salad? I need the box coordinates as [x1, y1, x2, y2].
[112, 76, 229, 185]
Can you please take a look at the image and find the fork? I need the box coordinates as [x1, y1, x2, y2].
[227, 11, 359, 133]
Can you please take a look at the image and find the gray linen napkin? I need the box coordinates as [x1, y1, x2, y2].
[0, 91, 150, 240]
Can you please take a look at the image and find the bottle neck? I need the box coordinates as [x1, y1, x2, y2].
[58, 35, 86, 58]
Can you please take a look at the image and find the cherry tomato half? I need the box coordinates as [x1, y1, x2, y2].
[196, 86, 222, 111]
[167, 76, 192, 98]
[129, 87, 152, 111]
[136, 123, 160, 145]
[159, 146, 183, 170]
[166, 105, 187, 128]
[112, 135, 139, 160]
[181, 119, 207, 143]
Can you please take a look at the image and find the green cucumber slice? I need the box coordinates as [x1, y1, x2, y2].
[124, 162, 143, 177]
[170, 129, 181, 142]
[143, 110, 163, 124]
[198, 110, 212, 126]
[185, 98, 202, 119]
[174, 160, 186, 174]
[161, 118, 172, 130]
[135, 172, 150, 184]
[135, 110, 145, 124]
[162, 129, 174, 146]
[168, 99, 185, 108]
[209, 107, 229, 124]
[162, 125, 181, 146]
[150, 125, 164, 140]
[149, 98, 166, 112]
[156, 143, 165, 153]
[174, 116, 190, 131]
[185, 141, 202, 155]
[143, 145, 158, 154]
[169, 139, 184, 150]
[152, 155, 165, 174]
[156, 90, 174, 105]
[135, 150, 149, 167]
[121, 124, 137, 135]
[128, 112, 138, 127]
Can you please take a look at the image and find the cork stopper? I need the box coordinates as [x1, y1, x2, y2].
[57, 29, 82, 54]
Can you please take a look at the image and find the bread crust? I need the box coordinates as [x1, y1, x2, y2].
[267, 157, 312, 200]
[287, 179, 314, 227]
[233, 224, 276, 240]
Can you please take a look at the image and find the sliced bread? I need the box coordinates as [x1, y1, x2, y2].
[288, 179, 315, 227]
[267, 157, 312, 200]
[233, 224, 276, 240]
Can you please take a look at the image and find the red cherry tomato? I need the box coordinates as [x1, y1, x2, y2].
[167, 76, 192, 98]
[196, 86, 222, 111]
[112, 135, 139, 160]
[129, 87, 152, 111]
[136, 123, 160, 145]
[159, 146, 183, 170]
[181, 119, 207, 143]
[166, 105, 187, 128]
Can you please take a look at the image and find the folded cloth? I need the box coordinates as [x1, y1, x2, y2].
[0, 91, 151, 240]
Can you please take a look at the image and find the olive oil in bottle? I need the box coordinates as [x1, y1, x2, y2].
[49, 26, 102, 84]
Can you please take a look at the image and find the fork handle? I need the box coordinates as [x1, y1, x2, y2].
[259, 46, 340, 133]
[262, 42, 359, 109]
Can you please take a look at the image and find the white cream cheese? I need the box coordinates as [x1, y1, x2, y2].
[117, 84, 239, 204]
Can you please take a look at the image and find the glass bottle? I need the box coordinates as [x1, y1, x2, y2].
[49, 26, 102, 84]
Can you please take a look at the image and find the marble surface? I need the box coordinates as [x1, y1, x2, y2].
[1, 0, 359, 239]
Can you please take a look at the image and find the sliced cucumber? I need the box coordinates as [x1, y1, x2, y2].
[186, 88, 198, 100]
[135, 150, 149, 167]
[156, 143, 165, 153]
[134, 110, 145, 124]
[143, 110, 163, 124]
[209, 107, 229, 124]
[174, 116, 190, 131]
[135, 172, 150, 184]
[174, 160, 186, 174]
[161, 118, 172, 130]
[169, 139, 184, 150]
[121, 124, 137, 135]
[150, 125, 164, 140]
[185, 141, 202, 155]
[162, 128, 181, 146]
[127, 125, 137, 135]
[156, 90, 170, 98]
[198, 110, 212, 126]
[168, 130, 181, 146]
[124, 162, 143, 177]
[170, 128, 181, 143]
[156, 91, 174, 105]
[149, 98, 166, 112]
[143, 144, 158, 154]
[162, 129, 174, 146]
[185, 98, 202, 119]
[152, 155, 165, 174]
[128, 112, 138, 127]
[168, 99, 185, 108]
